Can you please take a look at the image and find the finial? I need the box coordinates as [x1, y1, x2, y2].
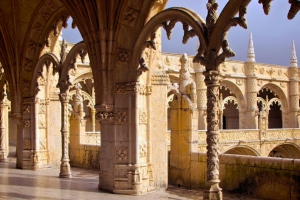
[290, 40, 298, 67]
[247, 32, 255, 62]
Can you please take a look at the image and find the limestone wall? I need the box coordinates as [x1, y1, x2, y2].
[170, 152, 300, 199]
[70, 144, 100, 169]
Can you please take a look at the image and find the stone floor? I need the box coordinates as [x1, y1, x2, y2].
[0, 147, 261, 200]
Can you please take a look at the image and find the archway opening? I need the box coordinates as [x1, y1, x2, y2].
[269, 144, 300, 159]
[224, 146, 258, 156]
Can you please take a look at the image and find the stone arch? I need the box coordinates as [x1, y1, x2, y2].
[259, 83, 288, 112]
[30, 53, 60, 96]
[223, 145, 260, 156]
[258, 83, 287, 128]
[268, 143, 300, 159]
[132, 7, 208, 82]
[59, 41, 87, 88]
[22, 1, 70, 97]
[220, 80, 246, 109]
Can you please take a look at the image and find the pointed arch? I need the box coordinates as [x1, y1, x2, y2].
[30, 53, 60, 96]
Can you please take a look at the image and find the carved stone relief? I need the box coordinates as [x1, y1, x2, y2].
[151, 73, 170, 85]
[96, 111, 114, 123]
[122, 7, 138, 27]
[22, 81, 31, 91]
[115, 147, 127, 161]
[24, 58, 33, 72]
[115, 82, 138, 93]
[23, 105, 30, 115]
[139, 108, 147, 124]
[23, 138, 31, 150]
[139, 143, 147, 158]
[116, 48, 130, 67]
[23, 120, 31, 128]
[115, 109, 128, 124]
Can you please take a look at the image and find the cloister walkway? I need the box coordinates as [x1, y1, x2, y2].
[0, 146, 261, 200]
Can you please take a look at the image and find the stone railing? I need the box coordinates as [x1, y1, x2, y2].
[167, 128, 300, 152]
[85, 132, 101, 145]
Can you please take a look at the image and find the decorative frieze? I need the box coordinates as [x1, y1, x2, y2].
[115, 147, 127, 161]
[122, 7, 138, 27]
[115, 109, 128, 124]
[115, 82, 138, 93]
[139, 85, 152, 95]
[151, 73, 170, 85]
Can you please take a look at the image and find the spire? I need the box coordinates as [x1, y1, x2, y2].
[247, 32, 255, 62]
[290, 40, 298, 67]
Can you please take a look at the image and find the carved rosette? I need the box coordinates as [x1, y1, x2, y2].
[122, 7, 139, 27]
[204, 71, 221, 182]
[116, 48, 130, 67]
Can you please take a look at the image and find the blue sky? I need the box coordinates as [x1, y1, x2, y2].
[63, 1, 300, 66]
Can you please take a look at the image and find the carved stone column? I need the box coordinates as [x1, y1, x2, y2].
[91, 108, 96, 132]
[288, 41, 299, 128]
[203, 70, 222, 200]
[245, 62, 258, 129]
[59, 92, 72, 178]
[0, 98, 8, 162]
[194, 62, 207, 130]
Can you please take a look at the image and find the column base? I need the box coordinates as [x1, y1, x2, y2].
[0, 150, 7, 162]
[203, 182, 223, 200]
[59, 161, 72, 178]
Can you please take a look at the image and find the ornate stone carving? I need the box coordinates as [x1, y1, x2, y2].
[162, 19, 178, 40]
[39, 116, 46, 128]
[236, 79, 243, 86]
[41, 10, 51, 20]
[267, 68, 275, 76]
[23, 105, 30, 114]
[33, 23, 42, 34]
[116, 48, 130, 67]
[139, 108, 147, 124]
[151, 73, 170, 85]
[280, 82, 285, 88]
[115, 147, 127, 161]
[23, 138, 31, 150]
[28, 40, 37, 51]
[115, 82, 139, 93]
[139, 143, 147, 158]
[288, 0, 300, 19]
[259, 67, 265, 74]
[122, 7, 138, 27]
[24, 58, 33, 72]
[39, 139, 47, 150]
[204, 70, 221, 182]
[114, 109, 128, 124]
[232, 65, 238, 72]
[259, 0, 272, 15]
[22, 80, 30, 91]
[96, 111, 114, 123]
[138, 85, 152, 95]
[23, 120, 30, 128]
